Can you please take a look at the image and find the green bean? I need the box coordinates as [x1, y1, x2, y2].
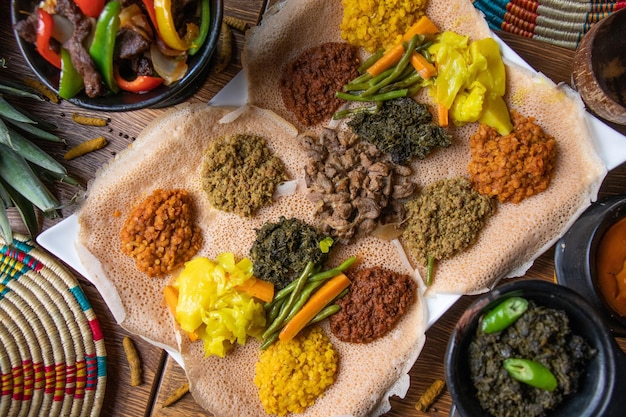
[379, 72, 423, 93]
[262, 261, 315, 340]
[361, 34, 419, 97]
[343, 82, 370, 92]
[308, 304, 341, 325]
[0, 143, 60, 212]
[348, 71, 373, 86]
[367, 67, 396, 87]
[407, 81, 425, 97]
[426, 255, 435, 286]
[267, 264, 324, 306]
[309, 256, 357, 282]
[332, 103, 381, 120]
[259, 331, 279, 350]
[336, 89, 408, 102]
[266, 296, 286, 323]
[330, 288, 349, 304]
[358, 49, 384, 74]
[284, 279, 326, 323]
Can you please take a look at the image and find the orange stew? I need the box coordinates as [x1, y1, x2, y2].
[596, 216, 626, 316]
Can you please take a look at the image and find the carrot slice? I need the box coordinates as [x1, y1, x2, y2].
[437, 102, 449, 127]
[278, 273, 351, 342]
[163, 286, 198, 342]
[235, 277, 275, 303]
[402, 15, 439, 41]
[410, 52, 437, 79]
[366, 43, 406, 77]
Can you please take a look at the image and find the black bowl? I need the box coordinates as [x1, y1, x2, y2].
[554, 195, 626, 336]
[445, 280, 626, 417]
[11, 0, 222, 111]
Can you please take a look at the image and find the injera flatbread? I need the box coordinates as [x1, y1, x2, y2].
[75, 0, 607, 415]
[243, 0, 607, 295]
[75, 103, 426, 416]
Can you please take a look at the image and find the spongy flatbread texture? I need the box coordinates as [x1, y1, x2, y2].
[243, 0, 607, 295]
[77, 104, 309, 349]
[75, 103, 426, 417]
[182, 306, 426, 417]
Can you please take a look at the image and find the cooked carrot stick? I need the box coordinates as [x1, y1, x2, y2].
[365, 15, 439, 78]
[437, 102, 449, 127]
[402, 15, 439, 41]
[235, 277, 275, 303]
[410, 52, 437, 79]
[163, 286, 198, 342]
[278, 273, 351, 342]
[366, 43, 406, 77]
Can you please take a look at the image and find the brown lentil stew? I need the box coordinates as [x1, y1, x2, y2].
[469, 300, 596, 417]
[280, 42, 360, 126]
[330, 266, 417, 343]
[201, 134, 287, 216]
[120, 189, 202, 277]
[402, 177, 494, 265]
[468, 110, 557, 204]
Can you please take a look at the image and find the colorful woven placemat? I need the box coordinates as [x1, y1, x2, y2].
[473, 0, 626, 49]
[0, 234, 106, 417]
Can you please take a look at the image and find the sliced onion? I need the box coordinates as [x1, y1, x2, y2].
[51, 14, 73, 44]
[150, 44, 188, 86]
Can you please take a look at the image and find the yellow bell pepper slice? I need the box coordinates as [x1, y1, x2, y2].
[154, 0, 189, 50]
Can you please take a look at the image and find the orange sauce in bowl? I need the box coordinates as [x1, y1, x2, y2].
[597, 216, 626, 317]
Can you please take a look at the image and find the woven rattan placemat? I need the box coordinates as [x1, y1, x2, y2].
[0, 234, 106, 417]
[473, 0, 626, 49]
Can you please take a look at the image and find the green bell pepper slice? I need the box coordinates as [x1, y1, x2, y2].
[188, 0, 211, 55]
[59, 48, 84, 99]
[89, 1, 121, 93]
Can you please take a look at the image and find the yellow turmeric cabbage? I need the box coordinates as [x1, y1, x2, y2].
[429, 32, 513, 135]
[174, 254, 266, 357]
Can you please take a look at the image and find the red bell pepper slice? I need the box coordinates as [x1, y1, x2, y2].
[36, 9, 61, 69]
[73, 0, 105, 18]
[141, 0, 161, 38]
[114, 68, 163, 93]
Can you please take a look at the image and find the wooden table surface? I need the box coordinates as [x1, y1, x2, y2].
[3, 1, 626, 416]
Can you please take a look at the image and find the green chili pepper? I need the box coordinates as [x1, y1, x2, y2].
[503, 358, 558, 392]
[89, 1, 121, 93]
[188, 0, 211, 55]
[480, 296, 529, 334]
[59, 49, 84, 99]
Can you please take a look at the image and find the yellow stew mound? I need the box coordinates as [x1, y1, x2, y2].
[172, 254, 266, 357]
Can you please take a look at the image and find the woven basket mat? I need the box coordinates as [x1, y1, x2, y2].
[473, 0, 626, 49]
[0, 233, 106, 417]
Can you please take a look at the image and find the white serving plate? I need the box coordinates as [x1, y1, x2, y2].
[37, 34, 626, 341]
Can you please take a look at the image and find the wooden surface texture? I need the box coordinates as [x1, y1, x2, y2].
[2, 0, 626, 416]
